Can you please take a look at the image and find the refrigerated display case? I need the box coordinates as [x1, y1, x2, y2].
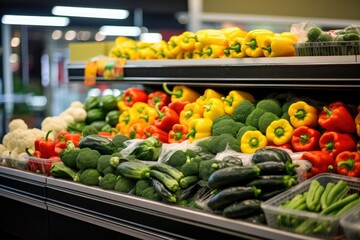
[1, 55, 359, 240]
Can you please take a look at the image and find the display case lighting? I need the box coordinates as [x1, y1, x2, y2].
[52, 6, 129, 20]
[99, 26, 142, 37]
[1, 15, 69, 26]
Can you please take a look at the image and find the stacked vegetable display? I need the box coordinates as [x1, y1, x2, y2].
[1, 83, 360, 236]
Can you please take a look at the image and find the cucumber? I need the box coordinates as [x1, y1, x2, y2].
[207, 186, 261, 210]
[179, 175, 199, 189]
[152, 178, 177, 203]
[223, 199, 262, 219]
[150, 163, 184, 182]
[208, 166, 260, 189]
[150, 170, 179, 192]
[117, 161, 150, 180]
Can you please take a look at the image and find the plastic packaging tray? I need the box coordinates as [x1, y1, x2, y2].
[26, 156, 61, 176]
[340, 204, 360, 240]
[2, 156, 29, 171]
[294, 41, 360, 56]
[261, 173, 360, 239]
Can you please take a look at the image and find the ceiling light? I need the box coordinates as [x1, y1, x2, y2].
[52, 6, 129, 20]
[99, 26, 141, 37]
[1, 15, 69, 26]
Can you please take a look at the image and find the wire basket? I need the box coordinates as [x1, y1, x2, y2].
[261, 173, 360, 239]
[294, 41, 360, 56]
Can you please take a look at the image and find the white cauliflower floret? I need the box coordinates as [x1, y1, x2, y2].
[70, 101, 84, 109]
[9, 119, 28, 132]
[41, 116, 68, 140]
[30, 128, 47, 139]
[16, 129, 38, 153]
[65, 107, 87, 122]
[2, 129, 24, 150]
[59, 113, 75, 124]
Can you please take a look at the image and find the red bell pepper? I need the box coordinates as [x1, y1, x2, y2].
[168, 100, 192, 115]
[318, 101, 356, 133]
[154, 103, 179, 132]
[336, 151, 360, 177]
[168, 124, 188, 143]
[319, 131, 356, 158]
[147, 90, 170, 109]
[299, 150, 335, 179]
[357, 140, 360, 153]
[123, 87, 148, 107]
[38, 130, 56, 159]
[142, 125, 169, 143]
[42, 156, 61, 175]
[291, 126, 321, 152]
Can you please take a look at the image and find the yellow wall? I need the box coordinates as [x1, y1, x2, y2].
[203, 0, 360, 20]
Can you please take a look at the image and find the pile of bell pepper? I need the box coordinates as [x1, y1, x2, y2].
[106, 27, 298, 61]
[27, 130, 81, 174]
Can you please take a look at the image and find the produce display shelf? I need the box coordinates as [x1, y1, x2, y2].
[67, 56, 360, 89]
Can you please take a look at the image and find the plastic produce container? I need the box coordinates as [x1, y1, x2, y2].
[261, 173, 360, 239]
[3, 156, 29, 171]
[26, 156, 61, 176]
[294, 41, 360, 56]
[340, 204, 360, 240]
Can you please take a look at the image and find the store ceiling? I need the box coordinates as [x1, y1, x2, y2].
[0, 0, 188, 30]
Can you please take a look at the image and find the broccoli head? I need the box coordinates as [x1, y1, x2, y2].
[140, 187, 161, 201]
[207, 133, 240, 154]
[211, 116, 244, 137]
[181, 156, 202, 177]
[167, 150, 187, 169]
[81, 125, 98, 137]
[80, 168, 101, 186]
[135, 179, 152, 196]
[114, 176, 137, 193]
[198, 159, 220, 181]
[97, 155, 114, 175]
[99, 173, 119, 190]
[59, 144, 81, 169]
[76, 147, 101, 170]
[112, 134, 131, 150]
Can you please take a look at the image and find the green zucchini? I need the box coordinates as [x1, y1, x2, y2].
[179, 175, 199, 189]
[117, 161, 150, 180]
[208, 165, 260, 189]
[86, 108, 106, 123]
[245, 175, 297, 192]
[223, 199, 262, 219]
[78, 135, 117, 155]
[152, 178, 177, 203]
[150, 170, 179, 192]
[150, 163, 184, 182]
[207, 186, 261, 210]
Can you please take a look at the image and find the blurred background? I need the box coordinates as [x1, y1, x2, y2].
[0, 0, 359, 139]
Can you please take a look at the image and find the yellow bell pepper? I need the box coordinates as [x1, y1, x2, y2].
[196, 44, 227, 58]
[186, 118, 213, 143]
[117, 100, 130, 112]
[137, 47, 157, 60]
[355, 112, 360, 137]
[108, 46, 138, 60]
[166, 35, 182, 59]
[196, 89, 224, 106]
[178, 31, 197, 52]
[203, 98, 225, 120]
[132, 102, 150, 114]
[240, 130, 268, 154]
[139, 106, 157, 125]
[163, 83, 200, 102]
[150, 40, 168, 59]
[224, 37, 247, 58]
[114, 36, 136, 47]
[266, 119, 294, 145]
[195, 29, 229, 46]
[221, 90, 256, 115]
[278, 32, 298, 42]
[179, 102, 204, 126]
[244, 29, 275, 57]
[117, 109, 140, 135]
[221, 27, 247, 40]
[288, 101, 318, 128]
[262, 36, 296, 57]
